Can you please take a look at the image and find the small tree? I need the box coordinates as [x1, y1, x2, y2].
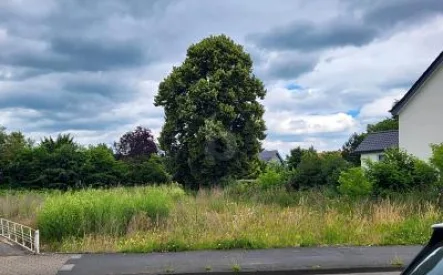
[341, 132, 367, 166]
[286, 146, 316, 170]
[114, 126, 158, 161]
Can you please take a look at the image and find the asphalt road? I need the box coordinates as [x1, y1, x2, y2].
[0, 244, 421, 275]
[53, 246, 421, 275]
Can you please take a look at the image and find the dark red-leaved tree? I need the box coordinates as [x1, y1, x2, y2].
[114, 126, 158, 160]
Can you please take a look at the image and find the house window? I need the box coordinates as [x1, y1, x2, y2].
[378, 154, 385, 161]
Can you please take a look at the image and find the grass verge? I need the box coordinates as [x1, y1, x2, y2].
[1, 185, 441, 252]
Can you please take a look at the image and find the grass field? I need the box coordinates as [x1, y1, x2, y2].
[0, 185, 441, 253]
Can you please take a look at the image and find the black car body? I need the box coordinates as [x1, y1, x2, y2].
[401, 224, 443, 275]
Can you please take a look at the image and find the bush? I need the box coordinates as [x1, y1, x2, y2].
[287, 151, 350, 190]
[256, 163, 287, 189]
[126, 155, 172, 185]
[431, 143, 443, 185]
[288, 151, 323, 189]
[367, 149, 437, 194]
[338, 167, 373, 197]
[37, 186, 180, 241]
[320, 152, 352, 187]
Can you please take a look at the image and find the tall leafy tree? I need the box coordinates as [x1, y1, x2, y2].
[154, 35, 266, 188]
[114, 126, 158, 161]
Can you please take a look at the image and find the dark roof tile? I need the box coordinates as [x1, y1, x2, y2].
[259, 150, 284, 163]
[354, 130, 399, 154]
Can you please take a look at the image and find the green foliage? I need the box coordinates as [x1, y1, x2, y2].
[430, 143, 443, 184]
[5, 136, 86, 189]
[256, 163, 287, 190]
[320, 152, 352, 186]
[338, 167, 373, 197]
[289, 151, 323, 189]
[126, 155, 172, 185]
[287, 150, 350, 190]
[286, 146, 316, 170]
[155, 35, 266, 188]
[366, 117, 398, 133]
[341, 132, 367, 166]
[1, 127, 170, 189]
[367, 149, 438, 194]
[37, 186, 182, 241]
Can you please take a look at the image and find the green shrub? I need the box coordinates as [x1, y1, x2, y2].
[413, 159, 439, 187]
[320, 152, 352, 187]
[338, 167, 373, 197]
[431, 143, 443, 185]
[257, 163, 287, 189]
[37, 186, 179, 241]
[367, 148, 437, 194]
[288, 152, 322, 189]
[127, 155, 172, 185]
[287, 151, 350, 190]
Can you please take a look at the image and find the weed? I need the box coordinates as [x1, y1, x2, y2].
[231, 264, 241, 273]
[390, 256, 404, 267]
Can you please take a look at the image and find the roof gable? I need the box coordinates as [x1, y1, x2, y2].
[259, 150, 284, 163]
[390, 51, 443, 116]
[354, 130, 399, 154]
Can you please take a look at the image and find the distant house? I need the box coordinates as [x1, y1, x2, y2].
[354, 130, 398, 167]
[259, 150, 284, 164]
[390, 51, 443, 161]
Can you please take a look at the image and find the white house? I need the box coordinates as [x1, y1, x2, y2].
[354, 130, 398, 167]
[390, 51, 443, 161]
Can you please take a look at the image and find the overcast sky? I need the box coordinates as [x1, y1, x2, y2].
[0, 0, 442, 155]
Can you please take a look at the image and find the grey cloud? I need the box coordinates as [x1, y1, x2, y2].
[250, 0, 443, 53]
[0, 71, 136, 113]
[267, 55, 318, 79]
[49, 37, 147, 71]
[0, 36, 149, 73]
[255, 51, 319, 80]
[250, 20, 377, 52]
[359, 0, 443, 27]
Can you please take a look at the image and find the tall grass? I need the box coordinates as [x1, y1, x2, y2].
[2, 185, 442, 253]
[37, 185, 184, 241]
[0, 190, 50, 226]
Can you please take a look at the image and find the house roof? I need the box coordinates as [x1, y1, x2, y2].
[390, 51, 443, 116]
[354, 130, 399, 154]
[259, 150, 284, 163]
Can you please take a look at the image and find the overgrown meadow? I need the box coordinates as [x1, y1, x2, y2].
[1, 184, 441, 253]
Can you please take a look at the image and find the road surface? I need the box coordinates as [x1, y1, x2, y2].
[0, 246, 421, 275]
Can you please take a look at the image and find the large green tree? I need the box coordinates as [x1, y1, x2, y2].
[154, 35, 266, 188]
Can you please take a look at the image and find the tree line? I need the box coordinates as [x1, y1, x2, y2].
[0, 126, 170, 189]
